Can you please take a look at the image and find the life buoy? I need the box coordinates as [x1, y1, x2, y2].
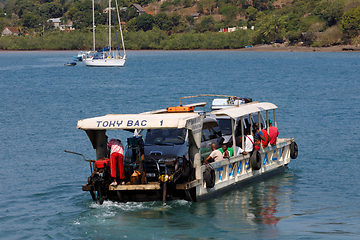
[290, 141, 298, 159]
[204, 164, 215, 188]
[250, 150, 261, 170]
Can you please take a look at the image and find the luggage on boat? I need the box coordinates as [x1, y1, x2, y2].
[95, 158, 110, 168]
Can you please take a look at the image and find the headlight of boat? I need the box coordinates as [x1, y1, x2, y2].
[159, 174, 173, 182]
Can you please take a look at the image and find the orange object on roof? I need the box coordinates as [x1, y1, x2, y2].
[167, 106, 194, 113]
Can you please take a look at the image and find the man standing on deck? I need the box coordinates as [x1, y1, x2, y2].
[107, 139, 125, 186]
[268, 120, 279, 146]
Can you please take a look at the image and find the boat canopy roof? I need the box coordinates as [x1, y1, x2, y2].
[211, 102, 277, 119]
[77, 113, 203, 130]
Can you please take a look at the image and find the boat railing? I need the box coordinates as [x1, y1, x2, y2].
[93, 52, 107, 60]
[110, 51, 124, 59]
[88, 51, 123, 60]
[201, 138, 293, 188]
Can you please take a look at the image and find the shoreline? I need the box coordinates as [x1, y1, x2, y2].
[1, 45, 360, 52]
[239, 44, 360, 52]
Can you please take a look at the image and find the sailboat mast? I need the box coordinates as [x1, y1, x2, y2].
[115, 0, 126, 58]
[92, 0, 95, 51]
[109, 0, 111, 54]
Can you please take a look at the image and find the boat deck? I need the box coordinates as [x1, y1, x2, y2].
[109, 182, 161, 191]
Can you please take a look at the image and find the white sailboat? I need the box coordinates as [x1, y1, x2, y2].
[83, 0, 126, 67]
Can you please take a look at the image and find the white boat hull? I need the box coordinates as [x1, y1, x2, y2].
[104, 138, 294, 202]
[195, 138, 292, 201]
[83, 58, 125, 67]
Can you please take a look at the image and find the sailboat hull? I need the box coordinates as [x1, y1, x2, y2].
[83, 58, 126, 67]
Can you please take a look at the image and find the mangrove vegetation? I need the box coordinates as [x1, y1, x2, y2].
[1, 0, 360, 50]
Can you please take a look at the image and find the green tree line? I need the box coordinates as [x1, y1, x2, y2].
[1, 0, 360, 50]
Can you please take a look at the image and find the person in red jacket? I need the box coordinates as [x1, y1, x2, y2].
[268, 120, 279, 145]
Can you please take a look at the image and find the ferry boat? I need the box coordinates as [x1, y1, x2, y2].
[74, 95, 298, 204]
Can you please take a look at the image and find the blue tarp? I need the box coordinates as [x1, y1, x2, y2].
[97, 46, 110, 52]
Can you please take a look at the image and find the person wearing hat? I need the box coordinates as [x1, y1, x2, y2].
[267, 120, 279, 146]
[107, 139, 125, 186]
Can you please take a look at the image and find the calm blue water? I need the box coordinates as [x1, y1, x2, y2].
[1, 50, 360, 239]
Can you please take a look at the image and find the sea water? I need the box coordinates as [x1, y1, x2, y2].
[0, 50, 360, 239]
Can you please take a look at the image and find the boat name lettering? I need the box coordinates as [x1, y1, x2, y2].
[127, 120, 147, 127]
[185, 117, 202, 134]
[217, 167, 224, 181]
[97, 120, 124, 127]
[237, 161, 242, 174]
[263, 153, 269, 165]
[96, 120, 147, 128]
[229, 165, 234, 178]
[245, 159, 250, 170]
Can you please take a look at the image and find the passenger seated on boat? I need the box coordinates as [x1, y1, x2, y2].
[223, 146, 247, 156]
[244, 128, 254, 154]
[205, 143, 223, 163]
[219, 144, 230, 159]
[236, 146, 247, 155]
[253, 123, 266, 151]
[235, 128, 253, 154]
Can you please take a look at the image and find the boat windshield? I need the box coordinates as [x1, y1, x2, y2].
[217, 118, 232, 135]
[144, 128, 187, 145]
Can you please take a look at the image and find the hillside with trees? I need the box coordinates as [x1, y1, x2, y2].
[1, 0, 360, 50]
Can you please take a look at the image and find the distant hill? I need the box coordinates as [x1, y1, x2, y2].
[1, 0, 360, 50]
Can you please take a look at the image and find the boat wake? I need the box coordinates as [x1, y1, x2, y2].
[89, 199, 191, 212]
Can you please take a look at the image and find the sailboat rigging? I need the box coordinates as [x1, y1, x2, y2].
[83, 0, 126, 67]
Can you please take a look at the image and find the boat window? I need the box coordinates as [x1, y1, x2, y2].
[234, 113, 266, 135]
[202, 121, 222, 141]
[217, 118, 232, 135]
[235, 116, 251, 136]
[144, 128, 186, 145]
[202, 128, 211, 141]
[244, 118, 250, 128]
[252, 114, 266, 129]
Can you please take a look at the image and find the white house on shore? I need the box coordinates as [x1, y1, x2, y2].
[219, 26, 254, 33]
[2, 27, 21, 36]
[47, 18, 75, 31]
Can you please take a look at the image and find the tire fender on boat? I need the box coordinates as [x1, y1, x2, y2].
[204, 164, 215, 188]
[250, 150, 261, 170]
[290, 141, 298, 159]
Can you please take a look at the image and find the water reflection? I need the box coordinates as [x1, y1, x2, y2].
[246, 184, 281, 225]
[191, 171, 298, 232]
[80, 172, 299, 239]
